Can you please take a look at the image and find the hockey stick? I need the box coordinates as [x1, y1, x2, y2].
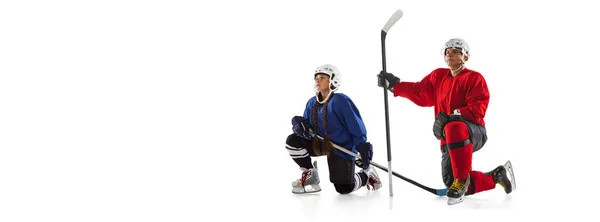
[315, 135, 448, 196]
[380, 9, 403, 197]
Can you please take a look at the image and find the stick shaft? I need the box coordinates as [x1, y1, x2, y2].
[315, 135, 446, 196]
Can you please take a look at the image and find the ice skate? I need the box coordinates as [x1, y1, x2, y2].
[485, 160, 516, 194]
[291, 161, 321, 194]
[360, 165, 382, 191]
[446, 176, 470, 205]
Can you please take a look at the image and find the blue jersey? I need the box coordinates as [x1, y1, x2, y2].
[303, 93, 367, 160]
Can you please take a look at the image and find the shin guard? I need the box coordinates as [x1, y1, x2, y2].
[444, 121, 472, 180]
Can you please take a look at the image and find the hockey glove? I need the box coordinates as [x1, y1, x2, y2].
[433, 112, 450, 140]
[292, 116, 314, 140]
[432, 112, 463, 141]
[355, 142, 373, 169]
[377, 71, 400, 93]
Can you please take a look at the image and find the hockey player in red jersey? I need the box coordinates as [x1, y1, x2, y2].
[378, 38, 516, 205]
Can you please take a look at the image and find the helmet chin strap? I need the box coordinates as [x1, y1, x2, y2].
[315, 86, 335, 104]
[451, 63, 464, 72]
[450, 56, 466, 73]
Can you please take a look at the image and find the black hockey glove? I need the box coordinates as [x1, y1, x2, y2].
[292, 116, 314, 140]
[432, 112, 463, 140]
[355, 142, 373, 169]
[377, 71, 400, 93]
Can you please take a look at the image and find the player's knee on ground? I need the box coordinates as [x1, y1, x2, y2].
[334, 183, 354, 194]
[286, 133, 303, 148]
[444, 121, 469, 142]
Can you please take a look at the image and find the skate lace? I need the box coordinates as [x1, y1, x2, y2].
[300, 171, 310, 190]
[367, 177, 379, 190]
[498, 181, 506, 189]
[450, 179, 466, 191]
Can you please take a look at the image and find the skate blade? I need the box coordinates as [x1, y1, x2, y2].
[292, 184, 322, 194]
[504, 161, 516, 191]
[447, 196, 464, 205]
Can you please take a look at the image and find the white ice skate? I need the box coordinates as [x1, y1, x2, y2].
[361, 165, 382, 191]
[291, 161, 321, 194]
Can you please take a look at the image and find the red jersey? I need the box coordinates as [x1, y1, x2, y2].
[392, 68, 490, 127]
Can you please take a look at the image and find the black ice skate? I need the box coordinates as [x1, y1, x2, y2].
[446, 176, 470, 205]
[485, 160, 516, 194]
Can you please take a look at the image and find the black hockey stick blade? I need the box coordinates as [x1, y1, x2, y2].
[371, 162, 448, 197]
[314, 134, 448, 196]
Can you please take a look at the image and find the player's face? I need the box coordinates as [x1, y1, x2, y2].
[444, 48, 468, 68]
[314, 74, 331, 93]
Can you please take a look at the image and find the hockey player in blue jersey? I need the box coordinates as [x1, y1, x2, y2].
[286, 64, 383, 194]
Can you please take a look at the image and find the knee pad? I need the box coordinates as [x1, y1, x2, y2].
[444, 121, 470, 144]
[334, 183, 354, 194]
[441, 122, 472, 151]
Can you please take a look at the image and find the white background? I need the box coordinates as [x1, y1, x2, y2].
[1, 0, 599, 221]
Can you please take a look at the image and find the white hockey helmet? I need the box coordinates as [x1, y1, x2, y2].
[314, 64, 341, 91]
[442, 38, 470, 57]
